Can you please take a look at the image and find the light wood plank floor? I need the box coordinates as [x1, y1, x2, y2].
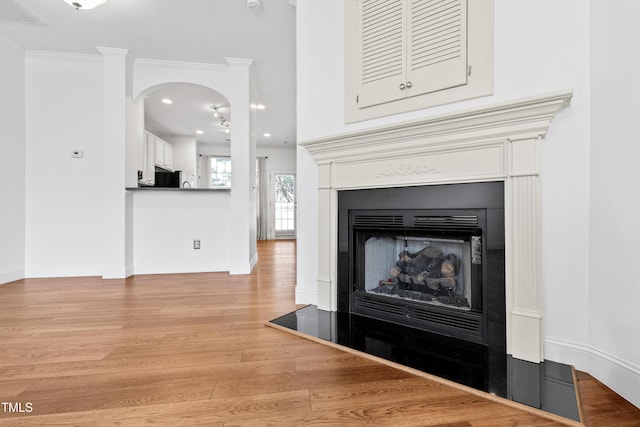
[0, 240, 637, 426]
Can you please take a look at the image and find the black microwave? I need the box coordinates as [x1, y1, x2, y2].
[155, 171, 181, 188]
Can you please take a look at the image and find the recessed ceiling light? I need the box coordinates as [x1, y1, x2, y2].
[161, 98, 173, 104]
[196, 130, 204, 135]
[263, 133, 271, 137]
[256, 104, 266, 110]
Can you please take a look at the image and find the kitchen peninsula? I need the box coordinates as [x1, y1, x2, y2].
[127, 187, 232, 275]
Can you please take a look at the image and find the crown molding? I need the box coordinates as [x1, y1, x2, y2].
[135, 57, 228, 71]
[300, 90, 573, 163]
[25, 49, 102, 63]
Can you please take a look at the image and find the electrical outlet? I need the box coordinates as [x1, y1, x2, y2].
[193, 240, 201, 250]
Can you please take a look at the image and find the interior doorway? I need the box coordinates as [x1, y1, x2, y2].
[273, 171, 296, 239]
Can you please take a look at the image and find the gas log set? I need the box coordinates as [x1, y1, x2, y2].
[372, 244, 469, 309]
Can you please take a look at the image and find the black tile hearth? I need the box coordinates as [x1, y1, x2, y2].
[269, 305, 580, 422]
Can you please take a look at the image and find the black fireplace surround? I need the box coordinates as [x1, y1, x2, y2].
[337, 182, 506, 349]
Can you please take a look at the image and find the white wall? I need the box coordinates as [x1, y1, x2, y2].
[199, 143, 230, 157]
[132, 191, 231, 274]
[257, 146, 296, 171]
[0, 36, 26, 285]
[588, 0, 640, 407]
[25, 52, 105, 277]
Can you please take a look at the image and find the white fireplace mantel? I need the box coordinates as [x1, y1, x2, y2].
[300, 90, 573, 363]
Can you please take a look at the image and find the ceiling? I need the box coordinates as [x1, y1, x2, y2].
[0, 0, 297, 147]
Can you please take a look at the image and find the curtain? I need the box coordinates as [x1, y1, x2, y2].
[257, 156, 270, 240]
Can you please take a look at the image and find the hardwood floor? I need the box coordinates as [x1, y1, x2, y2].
[0, 240, 637, 426]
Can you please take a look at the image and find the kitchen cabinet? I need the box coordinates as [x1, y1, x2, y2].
[154, 136, 174, 171]
[165, 144, 173, 170]
[139, 132, 156, 186]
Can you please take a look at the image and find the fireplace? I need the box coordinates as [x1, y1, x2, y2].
[299, 91, 572, 363]
[338, 183, 505, 346]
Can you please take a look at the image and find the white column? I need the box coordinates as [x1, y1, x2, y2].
[98, 47, 133, 279]
[317, 162, 337, 310]
[506, 137, 544, 362]
[227, 58, 257, 275]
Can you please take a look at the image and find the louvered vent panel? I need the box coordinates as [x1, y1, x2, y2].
[413, 215, 478, 229]
[0, 0, 42, 24]
[410, 0, 462, 71]
[413, 308, 481, 332]
[353, 215, 404, 228]
[355, 297, 406, 317]
[361, 0, 404, 84]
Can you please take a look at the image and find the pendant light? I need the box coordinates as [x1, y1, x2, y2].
[64, 0, 107, 10]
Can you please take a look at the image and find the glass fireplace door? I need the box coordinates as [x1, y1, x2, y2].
[363, 234, 475, 310]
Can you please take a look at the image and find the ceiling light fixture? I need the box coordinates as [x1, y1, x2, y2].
[256, 104, 266, 110]
[63, 0, 107, 10]
[161, 98, 173, 104]
[209, 105, 231, 133]
[196, 130, 204, 135]
[263, 133, 271, 137]
[247, 0, 262, 12]
[219, 116, 231, 133]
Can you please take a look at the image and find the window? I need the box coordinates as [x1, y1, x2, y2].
[345, 0, 493, 123]
[210, 157, 231, 189]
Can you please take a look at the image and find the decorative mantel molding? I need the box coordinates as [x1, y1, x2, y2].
[300, 90, 572, 163]
[300, 91, 572, 364]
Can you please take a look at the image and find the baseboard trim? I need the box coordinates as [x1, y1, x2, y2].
[0, 269, 25, 285]
[229, 262, 251, 275]
[26, 265, 103, 278]
[250, 252, 259, 271]
[295, 285, 317, 305]
[134, 264, 230, 275]
[545, 337, 640, 409]
[125, 263, 134, 278]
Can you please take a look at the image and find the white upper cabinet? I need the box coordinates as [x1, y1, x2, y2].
[405, 0, 468, 97]
[152, 133, 174, 171]
[358, 0, 406, 107]
[164, 143, 173, 170]
[358, 0, 468, 108]
[346, 0, 493, 123]
[155, 137, 165, 166]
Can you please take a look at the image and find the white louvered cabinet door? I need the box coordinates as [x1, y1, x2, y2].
[357, 0, 407, 108]
[355, 0, 469, 109]
[406, 0, 468, 98]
